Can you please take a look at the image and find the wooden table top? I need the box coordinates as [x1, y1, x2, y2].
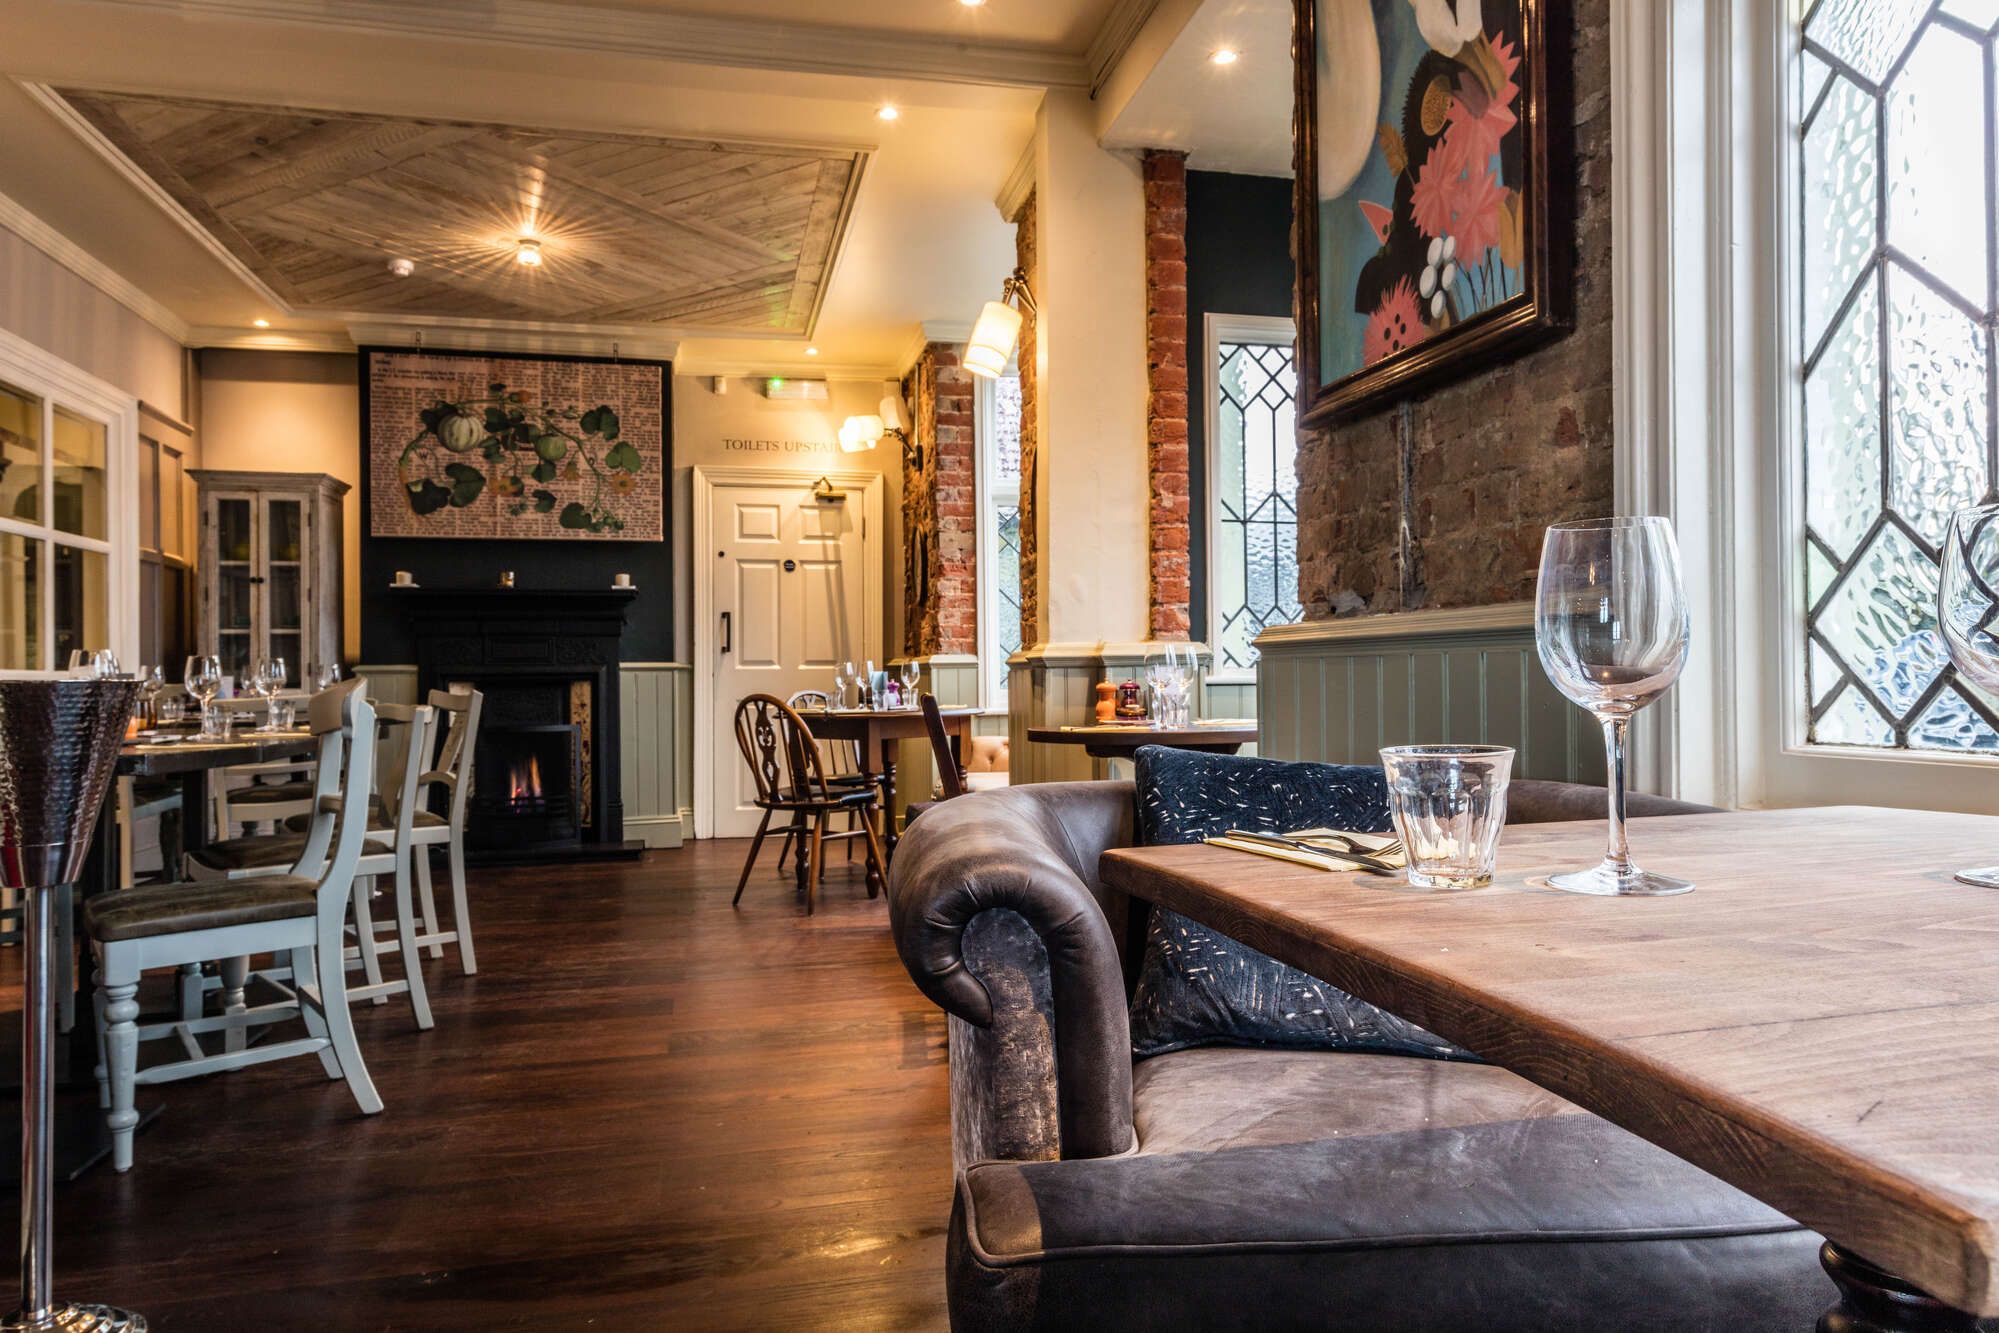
[1100, 806, 1999, 1314]
[118, 731, 314, 776]
[1026, 722, 1257, 747]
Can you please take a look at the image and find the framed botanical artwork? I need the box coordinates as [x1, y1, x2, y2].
[1294, 0, 1572, 427]
[362, 346, 667, 541]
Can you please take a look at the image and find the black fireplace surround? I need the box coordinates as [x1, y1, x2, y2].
[392, 587, 636, 855]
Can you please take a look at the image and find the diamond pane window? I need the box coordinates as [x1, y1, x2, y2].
[978, 374, 1024, 703]
[1801, 1, 1999, 752]
[1212, 336, 1302, 672]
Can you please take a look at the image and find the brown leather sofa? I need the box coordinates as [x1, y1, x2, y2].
[888, 779, 1831, 1330]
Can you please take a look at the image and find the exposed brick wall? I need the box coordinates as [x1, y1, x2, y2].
[1295, 0, 1613, 617]
[899, 343, 977, 656]
[1144, 150, 1192, 639]
[1013, 191, 1041, 646]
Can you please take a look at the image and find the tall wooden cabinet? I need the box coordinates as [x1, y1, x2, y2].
[191, 470, 347, 689]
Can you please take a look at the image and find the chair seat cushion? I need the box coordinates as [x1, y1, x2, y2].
[1127, 747, 1473, 1063]
[282, 798, 444, 835]
[188, 832, 311, 873]
[950, 1049, 1825, 1332]
[84, 876, 320, 942]
[227, 780, 315, 806]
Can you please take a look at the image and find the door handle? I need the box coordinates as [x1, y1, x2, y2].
[720, 611, 732, 655]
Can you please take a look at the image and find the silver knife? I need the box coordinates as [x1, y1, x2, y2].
[1221, 829, 1397, 875]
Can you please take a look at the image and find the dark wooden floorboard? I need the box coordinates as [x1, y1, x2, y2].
[0, 840, 953, 1330]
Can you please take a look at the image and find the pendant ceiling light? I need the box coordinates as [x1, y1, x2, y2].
[965, 266, 1035, 379]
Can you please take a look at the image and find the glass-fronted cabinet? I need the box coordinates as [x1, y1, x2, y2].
[191, 471, 347, 689]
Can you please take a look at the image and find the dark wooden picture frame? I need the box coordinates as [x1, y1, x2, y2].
[1293, 0, 1572, 428]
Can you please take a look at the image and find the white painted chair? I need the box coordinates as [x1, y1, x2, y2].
[84, 679, 382, 1172]
[184, 701, 439, 1033]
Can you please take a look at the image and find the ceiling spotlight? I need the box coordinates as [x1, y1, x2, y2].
[805, 347, 819, 356]
[877, 104, 900, 122]
[252, 318, 270, 328]
[515, 237, 543, 267]
[387, 257, 415, 277]
[959, 0, 986, 7]
[1210, 47, 1240, 65]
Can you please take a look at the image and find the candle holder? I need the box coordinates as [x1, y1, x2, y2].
[0, 680, 146, 1332]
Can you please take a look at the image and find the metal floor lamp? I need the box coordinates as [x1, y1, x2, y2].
[0, 679, 144, 1333]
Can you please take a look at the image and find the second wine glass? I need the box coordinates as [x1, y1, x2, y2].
[1939, 502, 1999, 887]
[1534, 517, 1693, 896]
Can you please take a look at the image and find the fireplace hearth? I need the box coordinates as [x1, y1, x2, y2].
[393, 586, 641, 863]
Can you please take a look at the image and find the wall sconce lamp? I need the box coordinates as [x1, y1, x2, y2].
[965, 266, 1035, 379]
[839, 393, 924, 469]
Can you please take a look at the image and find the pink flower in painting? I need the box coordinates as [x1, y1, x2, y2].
[1362, 279, 1424, 365]
[1409, 135, 1508, 262]
[1444, 33, 1522, 172]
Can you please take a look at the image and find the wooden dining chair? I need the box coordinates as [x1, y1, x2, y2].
[731, 694, 887, 914]
[783, 688, 875, 869]
[186, 700, 440, 1033]
[85, 679, 384, 1171]
[920, 693, 968, 800]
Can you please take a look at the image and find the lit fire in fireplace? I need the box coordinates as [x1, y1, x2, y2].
[507, 752, 545, 811]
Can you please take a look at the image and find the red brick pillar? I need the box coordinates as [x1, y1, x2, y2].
[1143, 150, 1191, 640]
[900, 343, 978, 656]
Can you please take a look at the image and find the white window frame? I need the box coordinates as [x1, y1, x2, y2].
[974, 373, 1021, 711]
[0, 326, 140, 678]
[1617, 0, 1999, 814]
[1203, 312, 1299, 685]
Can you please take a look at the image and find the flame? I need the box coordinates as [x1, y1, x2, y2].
[508, 752, 543, 805]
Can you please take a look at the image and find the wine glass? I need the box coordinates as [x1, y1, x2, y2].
[900, 659, 922, 701]
[1940, 502, 1999, 886]
[137, 664, 164, 727]
[258, 658, 289, 731]
[1533, 517, 1693, 896]
[184, 654, 222, 736]
[315, 662, 342, 692]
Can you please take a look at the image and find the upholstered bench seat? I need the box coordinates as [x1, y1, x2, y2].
[949, 1046, 1824, 1330]
[84, 876, 319, 942]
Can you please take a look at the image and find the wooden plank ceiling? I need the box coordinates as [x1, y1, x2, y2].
[52, 90, 865, 333]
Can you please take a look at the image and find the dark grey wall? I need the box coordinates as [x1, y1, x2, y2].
[1186, 169, 1296, 645]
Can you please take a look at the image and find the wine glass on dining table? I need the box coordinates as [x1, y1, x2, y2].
[184, 654, 222, 737]
[1534, 516, 1694, 896]
[1940, 500, 1999, 887]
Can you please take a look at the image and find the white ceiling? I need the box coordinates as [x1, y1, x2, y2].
[1100, 0, 1294, 177]
[0, 0, 1285, 376]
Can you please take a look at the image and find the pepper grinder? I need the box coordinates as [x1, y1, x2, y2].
[0, 679, 146, 1332]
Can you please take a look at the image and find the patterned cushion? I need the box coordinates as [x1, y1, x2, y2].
[1127, 746, 1476, 1064]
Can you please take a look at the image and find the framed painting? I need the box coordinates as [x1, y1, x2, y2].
[1294, 0, 1572, 427]
[362, 346, 667, 541]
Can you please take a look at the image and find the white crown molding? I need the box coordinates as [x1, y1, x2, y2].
[185, 326, 355, 354]
[995, 139, 1036, 222]
[1254, 602, 1536, 652]
[891, 320, 976, 377]
[344, 317, 680, 362]
[1085, 0, 1162, 94]
[0, 186, 191, 344]
[18, 81, 294, 316]
[75, 0, 1093, 89]
[670, 354, 894, 382]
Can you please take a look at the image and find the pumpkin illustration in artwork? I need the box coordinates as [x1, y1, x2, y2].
[436, 409, 486, 453]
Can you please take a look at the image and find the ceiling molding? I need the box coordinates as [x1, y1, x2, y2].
[185, 326, 355, 354]
[995, 140, 1036, 222]
[1086, 0, 1163, 94]
[893, 319, 977, 377]
[671, 353, 893, 382]
[16, 81, 294, 314]
[344, 316, 680, 363]
[0, 186, 192, 344]
[74, 0, 1094, 90]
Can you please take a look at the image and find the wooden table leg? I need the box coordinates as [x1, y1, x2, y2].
[878, 735, 899, 858]
[179, 770, 211, 855]
[1818, 1242, 1983, 1332]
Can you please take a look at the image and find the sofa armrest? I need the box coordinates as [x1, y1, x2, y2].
[890, 789, 1135, 1163]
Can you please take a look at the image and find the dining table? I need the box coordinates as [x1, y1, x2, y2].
[1100, 805, 1999, 1330]
[1025, 720, 1258, 761]
[793, 705, 978, 855]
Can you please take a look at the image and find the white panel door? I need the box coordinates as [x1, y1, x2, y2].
[709, 483, 868, 836]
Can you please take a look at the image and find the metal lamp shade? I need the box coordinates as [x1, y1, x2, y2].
[0, 679, 138, 893]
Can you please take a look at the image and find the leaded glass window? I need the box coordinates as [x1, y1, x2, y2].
[1211, 336, 1301, 673]
[1800, 0, 1999, 752]
[979, 375, 1023, 703]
